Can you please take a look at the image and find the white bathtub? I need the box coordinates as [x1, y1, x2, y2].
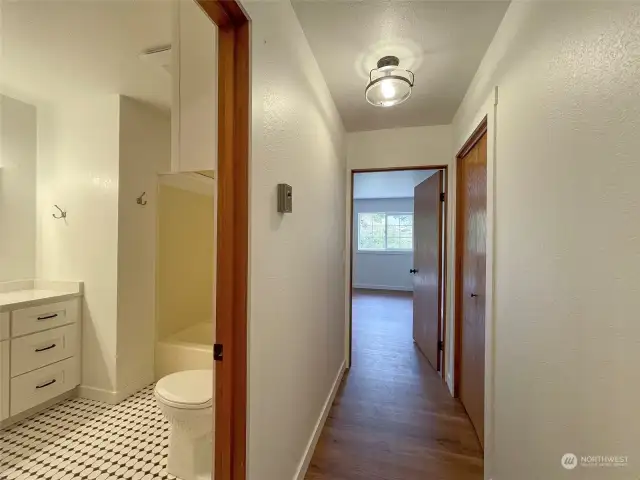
[155, 322, 214, 380]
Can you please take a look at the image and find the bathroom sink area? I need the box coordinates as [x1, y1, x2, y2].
[0, 280, 83, 427]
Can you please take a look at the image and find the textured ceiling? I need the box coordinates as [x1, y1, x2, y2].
[292, 0, 509, 132]
[0, 0, 172, 109]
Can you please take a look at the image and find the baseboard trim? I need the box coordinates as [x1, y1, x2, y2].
[1, 389, 76, 429]
[293, 360, 346, 480]
[78, 383, 152, 405]
[78, 385, 123, 405]
[353, 284, 412, 292]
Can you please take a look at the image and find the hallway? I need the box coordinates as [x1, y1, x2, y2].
[305, 289, 483, 480]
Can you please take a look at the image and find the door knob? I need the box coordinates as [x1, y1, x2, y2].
[470, 293, 479, 298]
[409, 269, 417, 274]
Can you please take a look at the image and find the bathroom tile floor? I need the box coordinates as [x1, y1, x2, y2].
[0, 386, 176, 480]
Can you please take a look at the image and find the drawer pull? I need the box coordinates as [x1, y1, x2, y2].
[37, 314, 59, 321]
[35, 344, 57, 353]
[35, 379, 57, 389]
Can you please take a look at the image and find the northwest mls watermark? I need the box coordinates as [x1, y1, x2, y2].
[562, 453, 629, 470]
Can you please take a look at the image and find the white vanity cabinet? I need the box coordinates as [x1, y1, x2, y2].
[0, 312, 9, 421]
[0, 284, 82, 426]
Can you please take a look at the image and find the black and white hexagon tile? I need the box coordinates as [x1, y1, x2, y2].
[0, 386, 177, 480]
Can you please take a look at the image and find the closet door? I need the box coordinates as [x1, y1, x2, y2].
[457, 132, 487, 448]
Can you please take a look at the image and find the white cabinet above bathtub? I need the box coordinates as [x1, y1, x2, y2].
[171, 0, 218, 173]
[0, 280, 82, 427]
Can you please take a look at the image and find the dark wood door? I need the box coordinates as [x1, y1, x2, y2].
[457, 132, 488, 448]
[412, 171, 444, 371]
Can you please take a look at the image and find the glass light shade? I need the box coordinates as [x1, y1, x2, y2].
[365, 76, 412, 107]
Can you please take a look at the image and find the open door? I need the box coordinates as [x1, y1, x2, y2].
[412, 171, 444, 371]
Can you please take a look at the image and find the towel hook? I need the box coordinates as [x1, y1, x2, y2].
[136, 192, 147, 206]
[52, 205, 67, 219]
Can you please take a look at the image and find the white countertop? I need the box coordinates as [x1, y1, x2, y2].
[0, 280, 83, 312]
[0, 289, 81, 312]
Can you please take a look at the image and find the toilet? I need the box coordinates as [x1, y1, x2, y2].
[155, 370, 214, 480]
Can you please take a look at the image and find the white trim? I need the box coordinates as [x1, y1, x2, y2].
[0, 280, 83, 295]
[484, 88, 498, 471]
[78, 385, 118, 404]
[0, 389, 75, 429]
[33, 280, 84, 294]
[293, 360, 346, 480]
[353, 285, 412, 292]
[78, 385, 131, 405]
[170, 0, 181, 172]
[356, 249, 412, 256]
[449, 94, 497, 471]
[0, 280, 34, 294]
[353, 195, 415, 200]
[346, 166, 450, 371]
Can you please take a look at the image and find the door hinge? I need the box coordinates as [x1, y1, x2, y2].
[438, 340, 444, 351]
[214, 343, 223, 361]
[440, 192, 446, 202]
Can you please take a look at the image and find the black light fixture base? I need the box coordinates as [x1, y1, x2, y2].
[377, 55, 400, 69]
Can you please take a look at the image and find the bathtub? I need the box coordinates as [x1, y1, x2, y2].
[155, 322, 214, 380]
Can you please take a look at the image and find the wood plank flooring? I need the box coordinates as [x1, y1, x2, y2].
[305, 289, 483, 480]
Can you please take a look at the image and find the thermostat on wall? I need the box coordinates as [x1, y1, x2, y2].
[277, 184, 293, 213]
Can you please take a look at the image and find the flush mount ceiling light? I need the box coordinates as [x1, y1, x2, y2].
[365, 56, 414, 108]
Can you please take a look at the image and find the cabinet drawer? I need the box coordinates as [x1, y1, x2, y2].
[11, 324, 78, 377]
[10, 357, 79, 417]
[0, 312, 8, 341]
[11, 299, 79, 337]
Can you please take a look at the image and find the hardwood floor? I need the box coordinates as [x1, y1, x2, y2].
[304, 289, 483, 480]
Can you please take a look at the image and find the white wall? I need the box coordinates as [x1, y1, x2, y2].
[244, 1, 347, 479]
[353, 198, 414, 291]
[348, 125, 452, 171]
[452, 2, 640, 478]
[116, 97, 171, 399]
[36, 96, 121, 394]
[36, 95, 170, 401]
[0, 95, 37, 282]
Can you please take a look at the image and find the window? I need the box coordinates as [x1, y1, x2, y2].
[358, 212, 413, 251]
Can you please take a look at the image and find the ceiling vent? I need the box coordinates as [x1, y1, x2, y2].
[139, 45, 172, 73]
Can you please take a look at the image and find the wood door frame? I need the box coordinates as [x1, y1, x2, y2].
[453, 116, 488, 399]
[195, 1, 250, 479]
[348, 165, 449, 382]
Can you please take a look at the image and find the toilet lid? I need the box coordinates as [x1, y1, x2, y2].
[155, 370, 213, 409]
